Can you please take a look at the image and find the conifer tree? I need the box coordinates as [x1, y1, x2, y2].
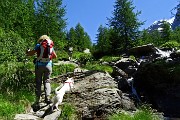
[161, 21, 172, 43]
[74, 23, 92, 51]
[67, 27, 77, 48]
[108, 0, 143, 54]
[96, 25, 111, 55]
[35, 0, 67, 48]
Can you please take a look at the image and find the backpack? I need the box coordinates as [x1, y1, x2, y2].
[36, 39, 54, 62]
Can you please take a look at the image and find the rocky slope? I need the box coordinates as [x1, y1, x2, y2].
[14, 68, 136, 120]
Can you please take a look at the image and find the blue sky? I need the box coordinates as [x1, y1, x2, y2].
[63, 0, 179, 43]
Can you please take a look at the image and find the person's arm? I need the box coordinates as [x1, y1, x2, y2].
[51, 50, 57, 59]
[26, 49, 36, 56]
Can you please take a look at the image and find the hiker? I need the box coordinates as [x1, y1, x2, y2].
[26, 35, 57, 106]
[68, 47, 73, 61]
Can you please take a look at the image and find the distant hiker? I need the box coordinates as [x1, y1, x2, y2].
[68, 47, 73, 61]
[26, 35, 57, 109]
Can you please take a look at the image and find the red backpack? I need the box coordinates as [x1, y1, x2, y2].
[37, 39, 54, 62]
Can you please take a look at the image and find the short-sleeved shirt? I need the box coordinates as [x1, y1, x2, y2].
[34, 44, 54, 66]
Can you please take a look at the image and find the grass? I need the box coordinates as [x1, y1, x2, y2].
[0, 91, 34, 120]
[52, 64, 76, 77]
[59, 103, 77, 120]
[84, 61, 113, 74]
[108, 105, 161, 120]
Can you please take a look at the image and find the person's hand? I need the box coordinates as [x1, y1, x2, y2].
[26, 48, 30, 54]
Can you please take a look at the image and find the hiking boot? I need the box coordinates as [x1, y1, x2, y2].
[45, 96, 52, 104]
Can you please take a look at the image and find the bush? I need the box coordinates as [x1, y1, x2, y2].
[0, 29, 28, 63]
[100, 56, 121, 62]
[55, 50, 69, 62]
[84, 62, 113, 74]
[0, 90, 34, 120]
[161, 41, 180, 49]
[52, 64, 76, 77]
[59, 103, 77, 120]
[0, 62, 35, 92]
[108, 105, 161, 120]
[73, 52, 93, 65]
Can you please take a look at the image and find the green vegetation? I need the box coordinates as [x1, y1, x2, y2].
[84, 62, 113, 74]
[0, 62, 35, 92]
[108, 105, 161, 120]
[59, 103, 77, 120]
[52, 64, 76, 77]
[0, 0, 180, 119]
[72, 52, 93, 65]
[161, 41, 180, 49]
[100, 56, 121, 62]
[0, 91, 34, 120]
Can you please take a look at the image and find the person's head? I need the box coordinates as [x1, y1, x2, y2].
[38, 35, 50, 43]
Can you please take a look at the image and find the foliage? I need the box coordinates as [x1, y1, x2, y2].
[108, 105, 161, 120]
[129, 55, 136, 61]
[0, 91, 34, 120]
[95, 25, 111, 56]
[66, 23, 92, 52]
[35, 0, 67, 48]
[0, 62, 35, 92]
[0, 28, 28, 63]
[100, 56, 121, 62]
[171, 27, 180, 43]
[59, 103, 77, 120]
[161, 41, 180, 49]
[0, 0, 35, 40]
[72, 52, 93, 65]
[108, 0, 143, 53]
[136, 30, 153, 46]
[84, 62, 113, 74]
[52, 64, 76, 77]
[161, 21, 172, 42]
[55, 50, 69, 62]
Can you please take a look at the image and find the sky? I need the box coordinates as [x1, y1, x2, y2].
[63, 0, 179, 43]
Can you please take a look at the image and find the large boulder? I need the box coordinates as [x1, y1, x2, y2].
[65, 71, 136, 119]
[134, 61, 180, 117]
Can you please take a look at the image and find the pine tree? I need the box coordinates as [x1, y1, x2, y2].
[67, 27, 77, 49]
[35, 0, 67, 48]
[108, 0, 143, 54]
[74, 23, 92, 51]
[137, 30, 152, 46]
[161, 21, 172, 43]
[96, 25, 111, 55]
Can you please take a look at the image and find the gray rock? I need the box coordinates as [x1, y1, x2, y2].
[14, 113, 41, 120]
[44, 111, 61, 120]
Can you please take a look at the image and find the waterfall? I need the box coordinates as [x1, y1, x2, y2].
[155, 47, 172, 58]
[127, 77, 141, 102]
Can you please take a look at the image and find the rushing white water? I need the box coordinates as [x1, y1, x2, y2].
[127, 77, 141, 102]
[155, 48, 172, 58]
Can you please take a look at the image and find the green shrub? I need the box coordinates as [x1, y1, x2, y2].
[100, 56, 121, 62]
[0, 29, 28, 63]
[55, 50, 69, 62]
[0, 62, 35, 92]
[0, 91, 34, 120]
[52, 64, 76, 77]
[59, 103, 76, 120]
[73, 52, 93, 65]
[129, 55, 136, 61]
[108, 105, 161, 120]
[161, 41, 180, 49]
[84, 62, 113, 74]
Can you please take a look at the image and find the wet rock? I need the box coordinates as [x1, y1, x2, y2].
[134, 61, 180, 117]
